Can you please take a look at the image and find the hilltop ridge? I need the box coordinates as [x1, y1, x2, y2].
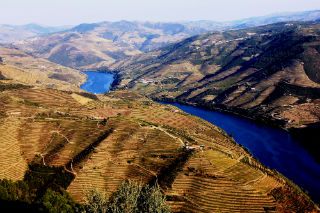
[10, 10, 320, 70]
[0, 23, 71, 43]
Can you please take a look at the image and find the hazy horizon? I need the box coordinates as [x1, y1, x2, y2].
[1, 0, 320, 26]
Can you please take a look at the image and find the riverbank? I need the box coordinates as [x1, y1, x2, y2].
[153, 96, 320, 164]
[108, 70, 320, 164]
[159, 101, 320, 204]
[82, 71, 320, 205]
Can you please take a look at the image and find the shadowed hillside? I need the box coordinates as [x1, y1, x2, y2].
[109, 21, 320, 161]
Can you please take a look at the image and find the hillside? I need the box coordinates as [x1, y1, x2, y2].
[11, 10, 320, 70]
[110, 21, 320, 160]
[0, 46, 86, 91]
[0, 23, 71, 43]
[12, 21, 210, 70]
[0, 81, 318, 212]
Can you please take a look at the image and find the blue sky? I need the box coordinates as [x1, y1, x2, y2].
[1, 0, 320, 26]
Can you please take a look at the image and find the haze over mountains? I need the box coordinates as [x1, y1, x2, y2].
[0, 24, 72, 44]
[12, 21, 209, 70]
[9, 10, 320, 70]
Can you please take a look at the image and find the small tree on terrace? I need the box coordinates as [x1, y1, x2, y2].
[84, 180, 171, 213]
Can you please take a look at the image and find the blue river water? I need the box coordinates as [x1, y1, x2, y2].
[82, 71, 320, 203]
[80, 71, 114, 94]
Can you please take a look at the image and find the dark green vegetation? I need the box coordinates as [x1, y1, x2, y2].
[1, 166, 171, 213]
[84, 180, 170, 213]
[0, 170, 171, 213]
[0, 164, 80, 213]
[0, 82, 32, 91]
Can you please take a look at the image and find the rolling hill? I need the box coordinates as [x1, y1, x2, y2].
[0, 46, 86, 91]
[11, 21, 210, 70]
[109, 21, 320, 162]
[0, 82, 318, 212]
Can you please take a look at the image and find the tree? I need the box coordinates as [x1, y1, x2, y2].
[39, 189, 80, 213]
[84, 180, 171, 213]
[138, 183, 170, 213]
[84, 188, 108, 213]
[107, 180, 141, 213]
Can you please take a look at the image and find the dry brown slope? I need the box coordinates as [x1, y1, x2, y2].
[12, 21, 210, 70]
[110, 21, 320, 130]
[0, 86, 318, 212]
[0, 46, 86, 91]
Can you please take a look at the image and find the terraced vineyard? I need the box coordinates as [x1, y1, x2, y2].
[167, 151, 279, 213]
[0, 85, 318, 212]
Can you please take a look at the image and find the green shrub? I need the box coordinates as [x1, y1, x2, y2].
[84, 180, 171, 213]
[0, 164, 80, 212]
[84, 188, 108, 213]
[108, 180, 141, 213]
[39, 189, 80, 213]
[137, 183, 170, 213]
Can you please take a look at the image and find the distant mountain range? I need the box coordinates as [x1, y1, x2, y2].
[9, 10, 320, 70]
[0, 23, 72, 43]
[109, 20, 320, 148]
[11, 21, 210, 70]
[219, 9, 320, 29]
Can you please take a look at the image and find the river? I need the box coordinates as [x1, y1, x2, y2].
[80, 71, 114, 93]
[82, 71, 320, 203]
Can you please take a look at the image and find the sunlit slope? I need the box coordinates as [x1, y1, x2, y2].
[12, 21, 210, 70]
[0, 47, 86, 91]
[0, 85, 317, 212]
[10, 10, 320, 70]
